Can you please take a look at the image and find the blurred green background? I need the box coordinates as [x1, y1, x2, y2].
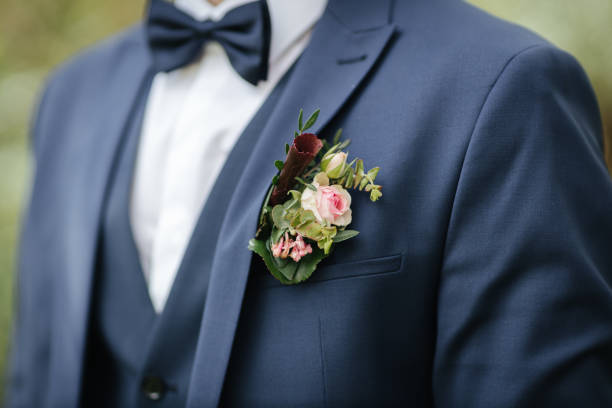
[0, 0, 611, 400]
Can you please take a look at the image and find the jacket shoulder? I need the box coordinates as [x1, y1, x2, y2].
[31, 24, 150, 156]
[391, 0, 555, 71]
[384, 0, 596, 119]
[49, 23, 148, 87]
[394, 0, 550, 53]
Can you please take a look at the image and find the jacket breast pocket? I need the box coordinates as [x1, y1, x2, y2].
[252, 253, 403, 288]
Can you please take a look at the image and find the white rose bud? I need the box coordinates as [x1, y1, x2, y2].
[322, 152, 347, 179]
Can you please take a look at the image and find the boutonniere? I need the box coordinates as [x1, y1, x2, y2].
[248, 109, 383, 284]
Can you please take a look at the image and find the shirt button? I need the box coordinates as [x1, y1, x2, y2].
[141, 375, 166, 401]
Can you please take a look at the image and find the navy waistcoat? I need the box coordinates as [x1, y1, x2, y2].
[80, 65, 295, 407]
[11, 1, 612, 406]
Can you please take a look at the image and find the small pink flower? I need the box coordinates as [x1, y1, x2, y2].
[272, 233, 312, 262]
[280, 232, 292, 259]
[290, 249, 302, 262]
[289, 234, 312, 262]
[271, 237, 284, 258]
[294, 234, 307, 252]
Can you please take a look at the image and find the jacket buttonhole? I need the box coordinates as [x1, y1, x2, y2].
[336, 54, 368, 65]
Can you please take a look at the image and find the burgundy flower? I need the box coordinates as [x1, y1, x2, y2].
[269, 133, 323, 206]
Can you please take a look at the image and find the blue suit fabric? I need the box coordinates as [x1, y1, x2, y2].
[7, 0, 612, 406]
[79, 59, 296, 407]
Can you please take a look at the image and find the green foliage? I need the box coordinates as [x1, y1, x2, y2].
[250, 187, 334, 282]
[297, 109, 304, 131]
[332, 128, 343, 145]
[294, 176, 317, 191]
[248, 238, 328, 284]
[332, 229, 359, 243]
[321, 144, 383, 202]
[301, 109, 320, 133]
[268, 197, 338, 255]
[295, 108, 321, 135]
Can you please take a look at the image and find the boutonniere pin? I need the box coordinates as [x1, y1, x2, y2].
[248, 109, 383, 284]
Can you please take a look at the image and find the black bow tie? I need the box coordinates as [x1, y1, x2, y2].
[146, 0, 271, 85]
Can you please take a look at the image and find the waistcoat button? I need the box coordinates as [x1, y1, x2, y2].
[141, 376, 166, 401]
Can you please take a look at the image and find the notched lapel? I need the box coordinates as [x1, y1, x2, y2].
[187, 1, 396, 406]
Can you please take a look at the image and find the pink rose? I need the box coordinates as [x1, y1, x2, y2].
[301, 180, 352, 226]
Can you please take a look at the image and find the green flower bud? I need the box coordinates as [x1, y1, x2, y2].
[322, 152, 347, 179]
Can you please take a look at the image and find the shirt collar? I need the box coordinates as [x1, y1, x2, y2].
[173, 0, 328, 62]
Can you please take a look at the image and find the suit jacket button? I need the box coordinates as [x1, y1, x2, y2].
[141, 376, 166, 401]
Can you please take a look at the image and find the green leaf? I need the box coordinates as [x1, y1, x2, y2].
[258, 184, 275, 227]
[318, 236, 334, 254]
[295, 176, 317, 191]
[292, 248, 328, 283]
[333, 229, 359, 243]
[273, 258, 298, 281]
[302, 109, 320, 131]
[313, 172, 329, 186]
[248, 238, 329, 285]
[337, 138, 351, 151]
[324, 143, 340, 157]
[271, 205, 289, 229]
[367, 167, 380, 182]
[282, 193, 301, 211]
[285, 208, 333, 242]
[274, 160, 284, 171]
[285, 143, 290, 154]
[359, 176, 369, 190]
[272, 175, 279, 185]
[344, 169, 354, 188]
[287, 189, 302, 204]
[307, 224, 337, 255]
[248, 239, 293, 284]
[267, 238, 299, 281]
[289, 208, 317, 228]
[333, 128, 343, 145]
[345, 158, 357, 172]
[271, 227, 284, 243]
[321, 140, 330, 152]
[370, 187, 382, 202]
[298, 108, 304, 131]
[353, 160, 364, 189]
[320, 155, 333, 172]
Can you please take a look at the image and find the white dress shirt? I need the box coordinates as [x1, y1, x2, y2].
[131, 0, 327, 313]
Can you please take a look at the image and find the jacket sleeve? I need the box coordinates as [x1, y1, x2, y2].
[5, 75, 56, 408]
[433, 45, 612, 407]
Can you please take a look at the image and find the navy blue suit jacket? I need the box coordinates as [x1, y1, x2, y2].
[8, 0, 612, 406]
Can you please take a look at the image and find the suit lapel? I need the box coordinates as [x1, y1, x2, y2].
[56, 25, 153, 407]
[187, 1, 396, 405]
